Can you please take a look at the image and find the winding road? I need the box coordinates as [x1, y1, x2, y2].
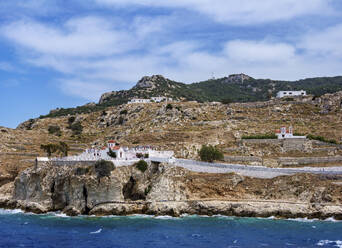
[151, 158, 342, 178]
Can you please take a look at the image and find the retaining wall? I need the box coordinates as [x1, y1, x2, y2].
[278, 156, 342, 166]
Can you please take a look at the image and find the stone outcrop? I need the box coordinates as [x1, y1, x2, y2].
[134, 75, 166, 89]
[1, 161, 342, 219]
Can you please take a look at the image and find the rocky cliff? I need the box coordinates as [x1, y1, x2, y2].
[1, 161, 342, 219]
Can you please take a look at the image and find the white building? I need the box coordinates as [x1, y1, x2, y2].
[276, 126, 306, 140]
[276, 90, 306, 98]
[127, 98, 151, 104]
[151, 96, 173, 103]
[55, 141, 174, 162]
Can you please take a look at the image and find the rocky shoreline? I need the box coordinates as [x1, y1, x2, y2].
[1, 198, 342, 220]
[0, 161, 342, 219]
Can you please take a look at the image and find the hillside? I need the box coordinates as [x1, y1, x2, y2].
[39, 74, 342, 119]
[1, 90, 341, 184]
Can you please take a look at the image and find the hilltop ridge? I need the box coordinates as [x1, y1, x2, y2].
[38, 74, 342, 119]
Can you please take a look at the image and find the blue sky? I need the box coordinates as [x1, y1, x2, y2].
[1, 0, 342, 128]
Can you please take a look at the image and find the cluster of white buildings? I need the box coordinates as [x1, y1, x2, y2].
[276, 90, 306, 98]
[127, 96, 173, 104]
[51, 140, 174, 162]
[275, 126, 306, 140]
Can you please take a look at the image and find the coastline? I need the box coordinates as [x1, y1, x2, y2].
[1, 197, 342, 220]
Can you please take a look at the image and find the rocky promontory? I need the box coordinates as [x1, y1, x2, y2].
[0, 161, 342, 219]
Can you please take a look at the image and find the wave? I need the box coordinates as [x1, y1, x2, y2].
[317, 240, 342, 247]
[90, 228, 102, 234]
[0, 209, 23, 215]
[1, 208, 341, 222]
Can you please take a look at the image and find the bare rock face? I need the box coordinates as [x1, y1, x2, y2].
[3, 161, 342, 219]
[224, 74, 252, 83]
[16, 118, 37, 130]
[99, 91, 118, 104]
[134, 75, 166, 89]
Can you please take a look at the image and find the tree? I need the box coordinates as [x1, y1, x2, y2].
[198, 145, 224, 162]
[40, 144, 59, 157]
[107, 148, 117, 158]
[166, 103, 173, 110]
[69, 121, 83, 135]
[48, 125, 62, 136]
[136, 160, 148, 172]
[58, 142, 69, 157]
[95, 160, 115, 178]
[40, 142, 69, 157]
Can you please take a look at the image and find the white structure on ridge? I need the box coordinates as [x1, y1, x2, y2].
[128, 99, 151, 104]
[128, 96, 172, 104]
[275, 126, 306, 140]
[276, 90, 306, 98]
[151, 96, 172, 102]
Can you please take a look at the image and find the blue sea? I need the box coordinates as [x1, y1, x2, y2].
[0, 209, 342, 248]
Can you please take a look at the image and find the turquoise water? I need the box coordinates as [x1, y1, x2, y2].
[0, 209, 342, 248]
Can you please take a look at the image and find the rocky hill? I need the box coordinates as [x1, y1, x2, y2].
[1, 90, 342, 217]
[0, 91, 341, 182]
[39, 74, 342, 118]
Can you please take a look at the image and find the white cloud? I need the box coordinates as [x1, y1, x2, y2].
[2, 17, 134, 58]
[224, 40, 296, 63]
[0, 62, 15, 71]
[0, 0, 60, 17]
[58, 79, 115, 101]
[299, 24, 342, 58]
[2, 14, 342, 101]
[94, 0, 333, 25]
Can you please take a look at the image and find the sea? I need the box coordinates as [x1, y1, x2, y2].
[0, 209, 342, 248]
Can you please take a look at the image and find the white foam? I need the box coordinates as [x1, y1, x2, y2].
[287, 217, 317, 222]
[317, 240, 342, 248]
[0, 209, 23, 215]
[154, 215, 176, 220]
[49, 212, 69, 218]
[324, 217, 341, 222]
[90, 228, 102, 234]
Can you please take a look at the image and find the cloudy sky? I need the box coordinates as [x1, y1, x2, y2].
[1, 0, 342, 127]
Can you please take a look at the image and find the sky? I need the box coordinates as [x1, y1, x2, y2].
[1, 0, 342, 128]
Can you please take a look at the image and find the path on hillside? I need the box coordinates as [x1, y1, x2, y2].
[151, 158, 342, 178]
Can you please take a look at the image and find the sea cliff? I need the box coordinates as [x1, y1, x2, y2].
[0, 161, 342, 219]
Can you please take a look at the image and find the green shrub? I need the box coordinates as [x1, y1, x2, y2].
[144, 153, 149, 158]
[40, 142, 69, 157]
[75, 167, 89, 176]
[107, 148, 117, 158]
[68, 116, 76, 125]
[120, 110, 128, 115]
[199, 145, 224, 162]
[58, 142, 69, 156]
[136, 153, 144, 158]
[69, 121, 83, 135]
[40, 143, 59, 157]
[95, 160, 115, 178]
[166, 104, 173, 110]
[136, 160, 148, 172]
[241, 134, 277, 139]
[221, 98, 232, 104]
[307, 134, 338, 144]
[48, 125, 61, 136]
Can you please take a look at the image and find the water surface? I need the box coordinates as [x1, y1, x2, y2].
[0, 209, 341, 248]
